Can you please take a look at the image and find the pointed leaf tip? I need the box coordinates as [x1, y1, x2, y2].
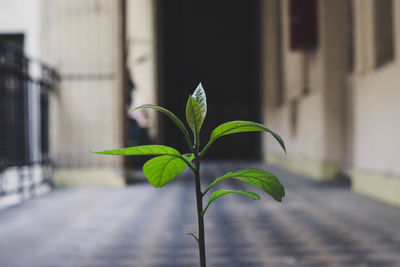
[192, 83, 207, 121]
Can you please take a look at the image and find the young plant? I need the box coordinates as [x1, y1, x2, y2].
[94, 83, 286, 267]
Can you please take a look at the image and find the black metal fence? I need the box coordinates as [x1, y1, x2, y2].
[0, 38, 58, 199]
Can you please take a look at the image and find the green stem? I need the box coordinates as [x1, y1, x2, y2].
[202, 175, 223, 196]
[194, 150, 206, 267]
[202, 201, 211, 217]
[199, 139, 213, 157]
[202, 183, 213, 197]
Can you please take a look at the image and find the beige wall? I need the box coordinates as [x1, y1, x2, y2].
[350, 0, 400, 206]
[41, 0, 124, 168]
[351, 0, 400, 177]
[262, 0, 349, 180]
[353, 65, 400, 176]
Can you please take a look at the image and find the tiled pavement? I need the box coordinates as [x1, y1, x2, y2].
[1, 162, 400, 267]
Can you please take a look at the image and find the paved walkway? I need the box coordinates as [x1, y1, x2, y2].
[1, 162, 400, 267]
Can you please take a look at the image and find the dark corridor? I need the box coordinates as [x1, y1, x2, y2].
[156, 0, 262, 159]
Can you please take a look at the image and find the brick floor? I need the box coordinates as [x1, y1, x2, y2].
[0, 162, 400, 266]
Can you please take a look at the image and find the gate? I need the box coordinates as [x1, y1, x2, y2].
[0, 38, 58, 201]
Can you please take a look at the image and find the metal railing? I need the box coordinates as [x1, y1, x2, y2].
[0, 38, 59, 198]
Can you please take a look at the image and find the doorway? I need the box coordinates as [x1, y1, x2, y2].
[156, 0, 262, 159]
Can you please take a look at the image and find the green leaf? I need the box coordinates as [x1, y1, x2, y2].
[192, 83, 207, 120]
[204, 168, 285, 202]
[185, 232, 199, 242]
[143, 154, 194, 188]
[205, 121, 286, 154]
[134, 104, 193, 148]
[186, 95, 204, 134]
[203, 189, 260, 215]
[93, 145, 181, 157]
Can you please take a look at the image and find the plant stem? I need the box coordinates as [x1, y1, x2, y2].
[194, 151, 206, 267]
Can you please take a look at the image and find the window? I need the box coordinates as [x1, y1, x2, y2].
[289, 0, 318, 51]
[374, 0, 394, 67]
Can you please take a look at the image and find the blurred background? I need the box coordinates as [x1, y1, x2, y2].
[1, 0, 400, 266]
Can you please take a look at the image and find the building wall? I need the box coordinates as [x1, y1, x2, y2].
[350, 0, 400, 206]
[41, 0, 124, 179]
[262, 0, 349, 180]
[0, 0, 41, 57]
[263, 0, 400, 207]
